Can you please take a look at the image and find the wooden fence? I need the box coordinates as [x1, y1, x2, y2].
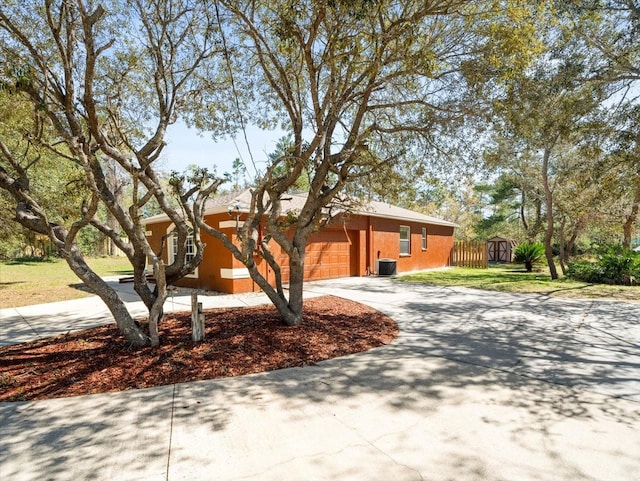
[451, 241, 487, 268]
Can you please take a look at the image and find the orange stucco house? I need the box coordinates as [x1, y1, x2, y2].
[144, 190, 456, 294]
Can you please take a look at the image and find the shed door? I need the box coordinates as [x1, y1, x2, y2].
[488, 240, 509, 263]
[497, 241, 509, 262]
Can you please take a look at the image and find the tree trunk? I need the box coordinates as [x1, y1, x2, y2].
[519, 190, 530, 234]
[566, 218, 582, 261]
[146, 260, 168, 347]
[622, 182, 640, 249]
[283, 250, 305, 326]
[542, 148, 558, 280]
[63, 247, 150, 347]
[558, 217, 567, 276]
[246, 244, 304, 326]
[530, 197, 544, 241]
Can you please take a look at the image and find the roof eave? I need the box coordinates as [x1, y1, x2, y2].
[145, 208, 457, 228]
[354, 211, 458, 228]
[143, 205, 237, 225]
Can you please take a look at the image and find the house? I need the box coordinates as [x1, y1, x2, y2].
[144, 189, 456, 293]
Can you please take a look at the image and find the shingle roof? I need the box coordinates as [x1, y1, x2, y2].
[356, 199, 457, 227]
[144, 188, 456, 227]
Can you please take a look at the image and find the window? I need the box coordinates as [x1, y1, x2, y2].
[400, 225, 411, 255]
[172, 233, 195, 263]
[168, 227, 198, 278]
[422, 227, 427, 251]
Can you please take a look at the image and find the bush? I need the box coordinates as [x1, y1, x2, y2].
[513, 242, 545, 272]
[77, 225, 106, 256]
[567, 247, 640, 285]
[566, 261, 604, 284]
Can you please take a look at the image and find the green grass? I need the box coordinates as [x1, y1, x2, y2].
[3, 258, 638, 308]
[398, 264, 640, 302]
[0, 256, 133, 308]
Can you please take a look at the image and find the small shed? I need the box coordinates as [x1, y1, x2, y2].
[487, 237, 517, 263]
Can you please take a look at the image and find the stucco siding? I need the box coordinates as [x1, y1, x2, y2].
[363, 217, 452, 274]
[145, 210, 454, 293]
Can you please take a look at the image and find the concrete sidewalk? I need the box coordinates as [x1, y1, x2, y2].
[1, 277, 639, 481]
[0, 277, 306, 347]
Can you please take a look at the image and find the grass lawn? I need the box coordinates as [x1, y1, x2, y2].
[2, 257, 637, 309]
[398, 264, 640, 302]
[0, 257, 133, 308]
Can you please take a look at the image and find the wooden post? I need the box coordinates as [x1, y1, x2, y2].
[191, 293, 205, 342]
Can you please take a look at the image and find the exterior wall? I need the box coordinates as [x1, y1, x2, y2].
[202, 213, 251, 293]
[144, 213, 261, 294]
[145, 212, 454, 294]
[364, 217, 454, 274]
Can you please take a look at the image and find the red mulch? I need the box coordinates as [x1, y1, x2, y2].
[0, 296, 398, 401]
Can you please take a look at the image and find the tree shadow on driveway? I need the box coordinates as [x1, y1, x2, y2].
[1, 280, 638, 481]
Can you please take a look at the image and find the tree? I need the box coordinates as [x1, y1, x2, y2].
[549, 142, 606, 272]
[267, 135, 310, 192]
[561, 1, 640, 247]
[188, 0, 540, 325]
[562, 0, 640, 84]
[606, 104, 640, 248]
[513, 241, 544, 272]
[0, 88, 94, 258]
[0, 0, 224, 347]
[489, 41, 610, 278]
[0, 0, 557, 340]
[231, 157, 247, 191]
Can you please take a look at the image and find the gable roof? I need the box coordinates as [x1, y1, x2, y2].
[144, 188, 457, 227]
[355, 199, 456, 226]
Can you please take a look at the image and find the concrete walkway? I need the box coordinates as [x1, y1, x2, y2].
[0, 277, 305, 347]
[1, 277, 639, 481]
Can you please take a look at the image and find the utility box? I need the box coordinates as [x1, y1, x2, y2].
[378, 258, 397, 276]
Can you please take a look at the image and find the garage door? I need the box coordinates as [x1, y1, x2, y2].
[275, 229, 354, 283]
[305, 229, 352, 280]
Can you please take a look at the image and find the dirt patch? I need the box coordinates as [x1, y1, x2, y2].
[0, 296, 398, 401]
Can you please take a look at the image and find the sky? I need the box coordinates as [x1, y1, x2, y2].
[161, 121, 286, 179]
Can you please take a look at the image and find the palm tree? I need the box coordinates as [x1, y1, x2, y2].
[514, 242, 545, 272]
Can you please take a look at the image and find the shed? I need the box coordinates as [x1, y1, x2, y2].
[487, 236, 517, 263]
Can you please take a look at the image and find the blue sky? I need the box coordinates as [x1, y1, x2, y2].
[161, 121, 286, 178]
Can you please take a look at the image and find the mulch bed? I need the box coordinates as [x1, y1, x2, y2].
[0, 296, 398, 401]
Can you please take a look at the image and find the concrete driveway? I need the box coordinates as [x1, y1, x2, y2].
[1, 277, 639, 481]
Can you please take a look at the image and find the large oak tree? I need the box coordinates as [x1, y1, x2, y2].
[0, 0, 224, 346]
[187, 0, 544, 325]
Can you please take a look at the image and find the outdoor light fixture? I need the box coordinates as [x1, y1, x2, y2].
[227, 203, 241, 216]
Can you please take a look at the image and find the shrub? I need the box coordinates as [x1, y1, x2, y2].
[598, 247, 640, 285]
[513, 242, 545, 272]
[567, 247, 640, 285]
[566, 261, 604, 284]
